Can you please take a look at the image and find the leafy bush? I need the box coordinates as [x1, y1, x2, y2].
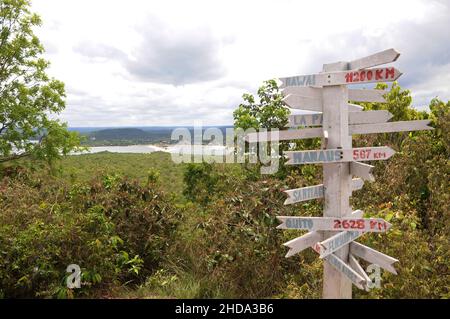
[0, 168, 181, 298]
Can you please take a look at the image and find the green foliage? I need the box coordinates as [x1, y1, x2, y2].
[0, 82, 447, 299]
[183, 162, 219, 205]
[59, 152, 186, 197]
[166, 83, 449, 299]
[233, 79, 289, 130]
[233, 79, 291, 177]
[0, 167, 180, 298]
[170, 174, 324, 298]
[0, 0, 82, 164]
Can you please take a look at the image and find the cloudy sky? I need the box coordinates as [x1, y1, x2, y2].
[32, 0, 450, 127]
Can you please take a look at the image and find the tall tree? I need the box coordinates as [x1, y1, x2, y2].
[233, 79, 289, 130]
[233, 79, 290, 177]
[0, 0, 81, 164]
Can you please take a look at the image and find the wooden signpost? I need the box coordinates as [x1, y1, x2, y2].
[255, 48, 434, 298]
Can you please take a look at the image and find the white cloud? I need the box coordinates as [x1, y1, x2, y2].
[32, 0, 450, 126]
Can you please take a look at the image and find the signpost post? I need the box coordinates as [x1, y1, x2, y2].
[245, 48, 433, 298]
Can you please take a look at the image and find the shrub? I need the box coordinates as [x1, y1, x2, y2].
[0, 168, 181, 298]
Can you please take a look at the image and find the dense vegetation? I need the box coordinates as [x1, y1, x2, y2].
[0, 83, 447, 299]
[0, 0, 447, 300]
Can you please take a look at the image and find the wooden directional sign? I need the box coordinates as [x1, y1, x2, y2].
[349, 254, 372, 291]
[250, 118, 423, 143]
[284, 95, 366, 112]
[282, 87, 386, 103]
[269, 49, 430, 297]
[283, 210, 363, 258]
[351, 162, 375, 182]
[348, 48, 400, 70]
[323, 253, 365, 290]
[348, 110, 392, 125]
[283, 231, 322, 258]
[279, 67, 402, 88]
[250, 119, 423, 144]
[349, 120, 433, 135]
[348, 89, 386, 103]
[314, 230, 364, 258]
[245, 127, 322, 143]
[288, 110, 392, 127]
[283, 178, 363, 205]
[350, 241, 398, 274]
[285, 146, 395, 165]
[283, 94, 322, 112]
[276, 216, 392, 233]
[321, 48, 400, 72]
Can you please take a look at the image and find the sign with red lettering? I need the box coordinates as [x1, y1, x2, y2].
[279, 67, 402, 88]
[285, 146, 395, 165]
[276, 216, 392, 232]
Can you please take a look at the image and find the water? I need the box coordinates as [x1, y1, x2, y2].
[73, 144, 234, 156]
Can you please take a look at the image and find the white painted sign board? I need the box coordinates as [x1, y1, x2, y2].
[284, 178, 363, 205]
[283, 211, 363, 258]
[248, 120, 427, 143]
[314, 231, 364, 258]
[349, 254, 372, 291]
[279, 67, 402, 88]
[349, 120, 432, 135]
[282, 87, 387, 103]
[288, 110, 392, 127]
[285, 146, 395, 165]
[276, 216, 392, 232]
[350, 241, 398, 274]
[350, 161, 375, 182]
[322, 253, 365, 290]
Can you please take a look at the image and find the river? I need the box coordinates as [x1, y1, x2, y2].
[73, 144, 234, 156]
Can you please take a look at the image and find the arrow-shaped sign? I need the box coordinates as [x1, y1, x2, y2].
[279, 67, 402, 88]
[276, 216, 392, 232]
[283, 94, 322, 112]
[349, 254, 372, 291]
[285, 146, 395, 165]
[288, 110, 392, 127]
[283, 95, 365, 112]
[283, 210, 363, 258]
[282, 87, 387, 103]
[347, 48, 400, 70]
[323, 253, 365, 290]
[349, 120, 433, 135]
[248, 118, 426, 143]
[322, 48, 400, 72]
[351, 161, 375, 182]
[350, 241, 398, 275]
[283, 178, 363, 205]
[283, 231, 323, 258]
[314, 230, 364, 258]
[348, 89, 386, 103]
[245, 127, 322, 143]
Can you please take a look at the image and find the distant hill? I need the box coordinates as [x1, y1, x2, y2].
[76, 126, 233, 146]
[81, 128, 171, 146]
[89, 128, 152, 140]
